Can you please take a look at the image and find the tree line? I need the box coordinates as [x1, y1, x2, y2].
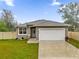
[0, 2, 79, 32]
[58, 2, 79, 31]
[0, 9, 17, 32]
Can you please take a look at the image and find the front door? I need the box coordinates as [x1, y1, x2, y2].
[30, 27, 36, 38]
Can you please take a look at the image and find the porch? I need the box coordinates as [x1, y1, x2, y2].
[27, 38, 39, 43]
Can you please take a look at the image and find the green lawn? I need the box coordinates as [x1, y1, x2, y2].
[0, 40, 38, 59]
[67, 38, 79, 48]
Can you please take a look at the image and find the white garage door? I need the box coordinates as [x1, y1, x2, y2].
[39, 28, 65, 40]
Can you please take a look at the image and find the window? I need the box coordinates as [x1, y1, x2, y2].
[19, 27, 26, 34]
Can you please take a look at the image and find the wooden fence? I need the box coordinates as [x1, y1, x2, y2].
[68, 32, 79, 41]
[0, 31, 79, 40]
[0, 32, 16, 39]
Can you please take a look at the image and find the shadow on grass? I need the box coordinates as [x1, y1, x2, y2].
[67, 38, 79, 48]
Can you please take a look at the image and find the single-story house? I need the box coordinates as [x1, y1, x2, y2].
[16, 20, 68, 41]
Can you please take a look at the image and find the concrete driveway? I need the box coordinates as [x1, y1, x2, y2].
[39, 40, 79, 59]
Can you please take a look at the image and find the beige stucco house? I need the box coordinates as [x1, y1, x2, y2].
[16, 20, 68, 41]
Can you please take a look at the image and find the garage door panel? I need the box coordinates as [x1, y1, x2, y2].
[39, 28, 65, 40]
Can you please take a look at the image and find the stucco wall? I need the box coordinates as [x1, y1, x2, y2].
[0, 32, 16, 39]
[27, 27, 30, 38]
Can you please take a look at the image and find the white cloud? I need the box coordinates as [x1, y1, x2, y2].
[0, 0, 14, 6]
[51, 0, 61, 6]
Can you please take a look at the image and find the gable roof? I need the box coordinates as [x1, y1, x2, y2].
[17, 20, 69, 27]
[27, 20, 68, 27]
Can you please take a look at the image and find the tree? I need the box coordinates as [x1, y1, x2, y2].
[58, 2, 79, 31]
[1, 9, 17, 31]
[0, 20, 9, 32]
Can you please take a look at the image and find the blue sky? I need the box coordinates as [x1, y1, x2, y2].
[0, 0, 79, 24]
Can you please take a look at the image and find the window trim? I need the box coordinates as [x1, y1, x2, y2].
[18, 27, 27, 35]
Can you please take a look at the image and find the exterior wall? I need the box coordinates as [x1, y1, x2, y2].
[27, 27, 31, 38]
[65, 28, 68, 37]
[16, 27, 28, 39]
[16, 26, 33, 39]
[16, 26, 68, 40]
[0, 32, 16, 39]
[36, 27, 39, 40]
[68, 32, 79, 41]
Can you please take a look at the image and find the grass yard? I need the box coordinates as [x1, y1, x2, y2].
[0, 40, 38, 59]
[67, 38, 79, 48]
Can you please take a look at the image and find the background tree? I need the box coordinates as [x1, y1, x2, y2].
[58, 2, 79, 31]
[0, 20, 9, 32]
[0, 9, 17, 31]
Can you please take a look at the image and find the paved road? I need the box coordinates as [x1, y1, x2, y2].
[39, 40, 79, 59]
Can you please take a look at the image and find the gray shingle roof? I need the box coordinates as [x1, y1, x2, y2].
[17, 20, 68, 27]
[27, 20, 68, 27]
[16, 24, 27, 27]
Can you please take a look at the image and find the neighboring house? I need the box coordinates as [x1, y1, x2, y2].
[16, 20, 68, 41]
